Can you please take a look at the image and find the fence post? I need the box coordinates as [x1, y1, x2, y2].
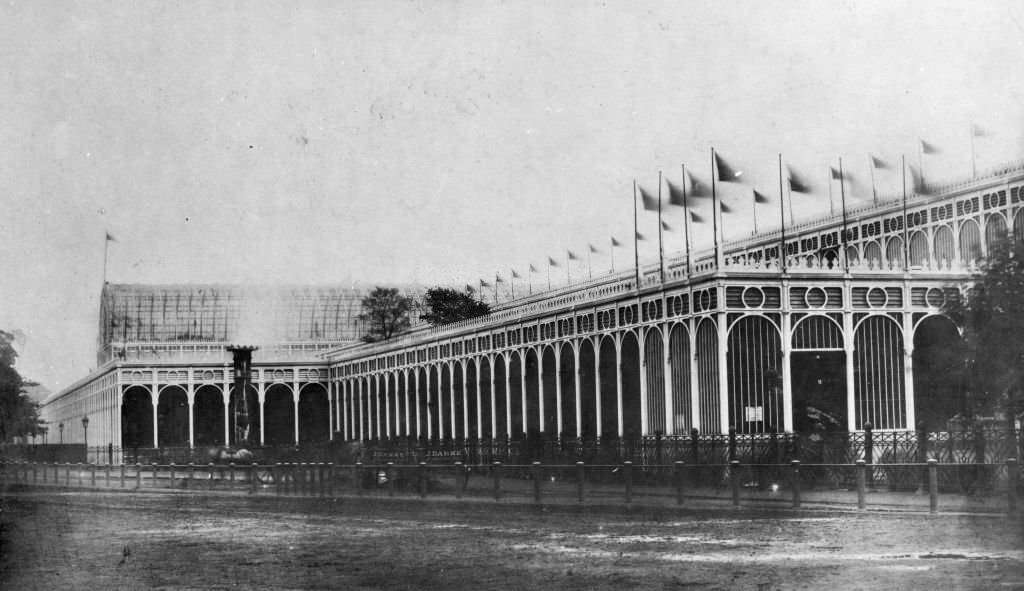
[120, 463, 125, 488]
[623, 461, 633, 505]
[77, 462, 83, 486]
[90, 463, 96, 487]
[492, 461, 502, 501]
[42, 461, 47, 484]
[135, 463, 141, 489]
[250, 463, 258, 495]
[153, 463, 159, 489]
[576, 461, 585, 505]
[327, 463, 335, 498]
[690, 428, 700, 464]
[791, 460, 802, 508]
[355, 462, 364, 497]
[454, 461, 464, 499]
[229, 463, 235, 488]
[387, 462, 396, 498]
[170, 463, 176, 488]
[208, 463, 215, 490]
[1007, 458, 1018, 514]
[674, 461, 685, 506]
[730, 460, 741, 507]
[32, 462, 38, 484]
[319, 463, 326, 498]
[863, 422, 874, 488]
[65, 462, 71, 486]
[856, 459, 867, 510]
[418, 462, 427, 499]
[533, 461, 542, 504]
[928, 459, 938, 514]
[918, 422, 929, 492]
[728, 428, 737, 462]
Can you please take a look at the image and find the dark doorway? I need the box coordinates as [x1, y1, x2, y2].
[790, 351, 847, 433]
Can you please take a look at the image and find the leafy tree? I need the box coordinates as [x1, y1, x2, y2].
[945, 237, 1024, 420]
[358, 287, 413, 343]
[419, 286, 490, 326]
[0, 330, 44, 442]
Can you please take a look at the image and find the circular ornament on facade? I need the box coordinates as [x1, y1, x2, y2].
[925, 287, 946, 308]
[698, 289, 712, 312]
[308, 368, 320, 381]
[273, 369, 285, 382]
[600, 310, 614, 327]
[131, 370, 144, 381]
[742, 287, 765, 308]
[202, 370, 215, 382]
[867, 287, 888, 308]
[622, 306, 634, 324]
[166, 371, 180, 382]
[670, 295, 684, 316]
[805, 287, 828, 309]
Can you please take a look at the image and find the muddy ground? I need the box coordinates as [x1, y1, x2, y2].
[1, 490, 1022, 590]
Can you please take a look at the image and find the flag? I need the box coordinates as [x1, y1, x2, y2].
[666, 179, 686, 206]
[567, 250, 578, 261]
[529, 264, 538, 273]
[639, 185, 658, 211]
[971, 123, 987, 138]
[719, 201, 733, 214]
[106, 232, 118, 242]
[908, 165, 928, 194]
[661, 220, 672, 231]
[635, 231, 646, 241]
[495, 273, 504, 283]
[715, 153, 742, 181]
[788, 167, 812, 193]
[920, 139, 940, 154]
[870, 155, 889, 169]
[830, 166, 842, 180]
[588, 243, 599, 253]
[548, 256, 559, 267]
[753, 190, 770, 203]
[610, 236, 621, 247]
[689, 211, 705, 224]
[511, 269, 521, 279]
[480, 279, 491, 288]
[686, 170, 712, 197]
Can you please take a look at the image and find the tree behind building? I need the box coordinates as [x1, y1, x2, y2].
[0, 330, 44, 442]
[358, 287, 413, 343]
[419, 286, 490, 326]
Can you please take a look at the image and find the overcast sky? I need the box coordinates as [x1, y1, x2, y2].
[2, 0, 1023, 392]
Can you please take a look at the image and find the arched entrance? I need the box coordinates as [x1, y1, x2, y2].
[157, 385, 189, 447]
[122, 386, 154, 450]
[263, 384, 295, 445]
[298, 383, 329, 443]
[790, 314, 847, 433]
[193, 385, 224, 446]
[620, 331, 642, 439]
[913, 315, 965, 430]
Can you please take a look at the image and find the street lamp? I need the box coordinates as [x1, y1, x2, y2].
[59, 422, 64, 444]
[82, 416, 89, 458]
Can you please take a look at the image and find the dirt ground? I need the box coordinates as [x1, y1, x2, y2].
[1, 489, 1022, 590]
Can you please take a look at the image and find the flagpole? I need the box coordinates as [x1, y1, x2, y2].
[566, 253, 570, 285]
[103, 233, 110, 285]
[918, 139, 925, 189]
[657, 170, 664, 284]
[711, 149, 721, 271]
[869, 154, 878, 205]
[839, 157, 849, 273]
[494, 273, 499, 304]
[901, 155, 909, 271]
[970, 125, 977, 179]
[681, 164, 691, 277]
[529, 266, 533, 295]
[778, 154, 786, 272]
[547, 262, 551, 291]
[827, 170, 835, 216]
[610, 237, 615, 273]
[587, 247, 592, 279]
[752, 189, 758, 235]
[511, 271, 516, 299]
[633, 180, 640, 289]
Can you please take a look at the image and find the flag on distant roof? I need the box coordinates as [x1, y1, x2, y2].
[495, 273, 504, 283]
[479, 279, 491, 288]
[753, 190, 770, 203]
[511, 269, 521, 279]
[666, 179, 686, 206]
[715, 153, 742, 181]
[548, 256, 559, 267]
[719, 201, 733, 214]
[787, 167, 812, 193]
[529, 264, 538, 273]
[610, 236, 621, 247]
[639, 185, 658, 211]
[106, 232, 118, 242]
[635, 231, 646, 241]
[567, 250, 578, 261]
[908, 164, 929, 194]
[920, 139, 940, 154]
[589, 243, 599, 253]
[686, 170, 713, 198]
[870, 155, 889, 169]
[661, 220, 672, 231]
[971, 123, 987, 138]
[830, 166, 842, 180]
[689, 210, 705, 223]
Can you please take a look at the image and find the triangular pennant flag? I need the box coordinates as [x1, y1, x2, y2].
[635, 231, 646, 241]
[529, 264, 538, 273]
[495, 274, 504, 283]
[547, 256, 559, 267]
[511, 269, 521, 279]
[920, 139, 940, 155]
[830, 166, 842, 180]
[588, 243, 599, 253]
[971, 123, 987, 138]
[753, 190, 770, 204]
[870, 155, 889, 170]
[610, 236, 621, 247]
[787, 167, 812, 193]
[638, 185, 658, 211]
[567, 250, 578, 261]
[480, 279, 491, 288]
[908, 164, 929, 194]
[666, 179, 686, 206]
[689, 210, 705, 223]
[720, 201, 733, 214]
[715, 153, 742, 181]
[661, 220, 672, 231]
[686, 170, 713, 198]
[106, 232, 118, 242]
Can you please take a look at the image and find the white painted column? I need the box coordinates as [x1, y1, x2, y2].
[689, 318, 700, 433]
[537, 349, 546, 433]
[257, 380, 266, 446]
[375, 374, 382, 440]
[663, 328, 674, 436]
[328, 380, 335, 441]
[152, 376, 160, 448]
[384, 372, 392, 439]
[573, 343, 582, 439]
[504, 352, 512, 437]
[358, 378, 364, 441]
[489, 355, 498, 439]
[187, 378, 195, 449]
[717, 310, 730, 434]
[292, 372, 300, 445]
[474, 361, 482, 439]
[903, 309, 916, 430]
[222, 382, 230, 447]
[425, 367, 433, 440]
[554, 345, 563, 436]
[520, 351, 528, 437]
[781, 310, 794, 433]
[404, 370, 411, 437]
[844, 308, 857, 432]
[414, 370, 421, 439]
[461, 361, 469, 439]
[594, 339, 603, 438]
[449, 363, 457, 439]
[615, 337, 624, 437]
[639, 329, 649, 436]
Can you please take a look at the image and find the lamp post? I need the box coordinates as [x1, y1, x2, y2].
[82, 416, 90, 461]
[59, 422, 64, 444]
